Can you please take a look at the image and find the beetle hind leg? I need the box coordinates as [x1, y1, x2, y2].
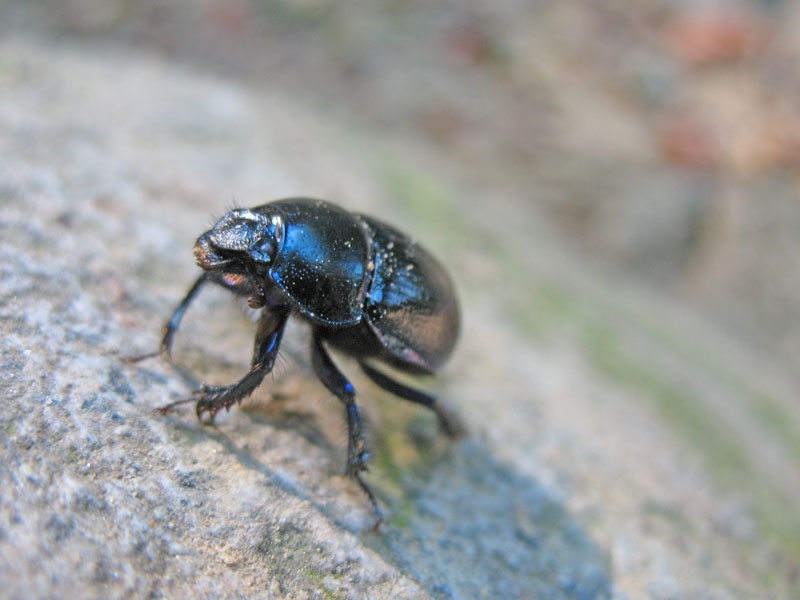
[311, 329, 381, 527]
[360, 362, 464, 438]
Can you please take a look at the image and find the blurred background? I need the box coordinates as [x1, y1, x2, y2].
[3, 0, 798, 373]
[2, 0, 799, 595]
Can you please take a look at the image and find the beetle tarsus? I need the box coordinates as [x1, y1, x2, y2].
[123, 348, 162, 364]
[151, 396, 196, 416]
[354, 471, 382, 529]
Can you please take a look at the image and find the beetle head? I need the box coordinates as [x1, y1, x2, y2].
[194, 209, 281, 274]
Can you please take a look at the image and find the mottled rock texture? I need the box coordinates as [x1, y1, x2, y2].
[0, 41, 611, 599]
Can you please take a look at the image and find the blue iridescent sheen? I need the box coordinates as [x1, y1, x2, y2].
[255, 199, 370, 325]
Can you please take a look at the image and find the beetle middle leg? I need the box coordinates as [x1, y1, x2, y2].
[192, 305, 290, 420]
[311, 329, 381, 526]
[359, 362, 464, 438]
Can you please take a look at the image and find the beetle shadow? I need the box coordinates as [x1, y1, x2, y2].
[366, 439, 613, 599]
[154, 385, 613, 599]
[160, 414, 325, 509]
[158, 407, 611, 598]
[145, 341, 613, 600]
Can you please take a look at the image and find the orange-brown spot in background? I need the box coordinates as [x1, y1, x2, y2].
[664, 10, 767, 66]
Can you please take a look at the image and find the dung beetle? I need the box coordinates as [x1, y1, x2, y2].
[133, 198, 461, 524]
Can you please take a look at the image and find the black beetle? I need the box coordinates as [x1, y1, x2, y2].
[133, 198, 461, 524]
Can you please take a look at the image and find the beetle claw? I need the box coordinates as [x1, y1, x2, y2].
[192, 382, 250, 421]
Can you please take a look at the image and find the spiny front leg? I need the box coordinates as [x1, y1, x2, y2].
[310, 329, 381, 526]
[194, 305, 289, 421]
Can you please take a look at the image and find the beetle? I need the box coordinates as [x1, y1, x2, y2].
[132, 198, 462, 524]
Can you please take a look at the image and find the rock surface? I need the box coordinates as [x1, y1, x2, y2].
[0, 40, 610, 599]
[1, 31, 798, 600]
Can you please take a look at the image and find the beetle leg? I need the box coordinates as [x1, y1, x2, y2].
[360, 362, 464, 438]
[311, 330, 381, 527]
[193, 305, 290, 421]
[127, 273, 210, 362]
[130, 270, 264, 363]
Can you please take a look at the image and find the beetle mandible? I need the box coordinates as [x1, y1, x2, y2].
[133, 198, 462, 524]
